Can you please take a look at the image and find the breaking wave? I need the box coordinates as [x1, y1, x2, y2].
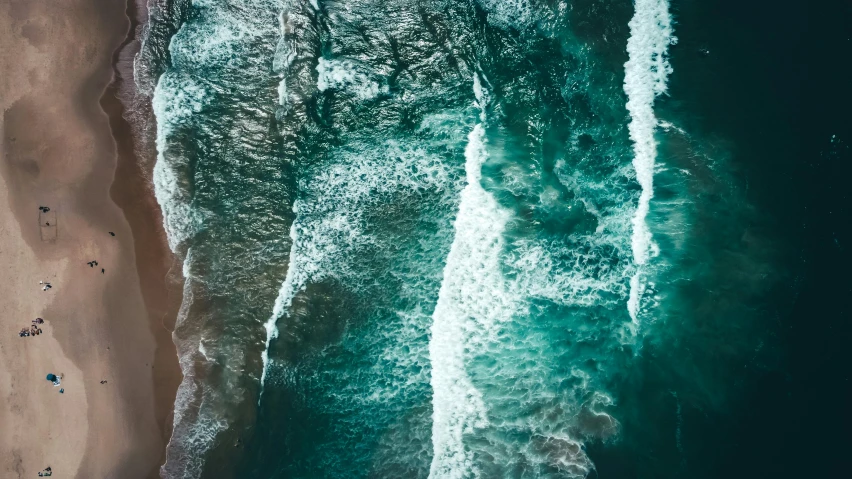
[261, 134, 463, 390]
[428, 80, 513, 478]
[623, 0, 675, 323]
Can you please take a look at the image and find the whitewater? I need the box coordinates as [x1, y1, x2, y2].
[623, 0, 675, 323]
[428, 76, 515, 479]
[137, 0, 707, 477]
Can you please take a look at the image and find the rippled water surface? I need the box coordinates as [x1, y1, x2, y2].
[134, 0, 850, 477]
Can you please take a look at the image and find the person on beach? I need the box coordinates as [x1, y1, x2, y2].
[109, 231, 115, 236]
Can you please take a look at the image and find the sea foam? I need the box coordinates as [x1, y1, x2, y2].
[152, 72, 207, 251]
[161, 255, 229, 479]
[623, 0, 674, 323]
[152, 2, 287, 475]
[316, 58, 387, 100]
[475, 0, 539, 30]
[428, 77, 515, 479]
[260, 139, 457, 393]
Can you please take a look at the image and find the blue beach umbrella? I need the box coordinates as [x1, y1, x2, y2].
[46, 373, 56, 382]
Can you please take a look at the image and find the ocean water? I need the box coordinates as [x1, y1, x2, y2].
[135, 0, 850, 478]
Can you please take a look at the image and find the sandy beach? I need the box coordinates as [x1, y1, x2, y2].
[0, 0, 181, 477]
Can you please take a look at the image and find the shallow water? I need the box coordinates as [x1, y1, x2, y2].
[136, 0, 850, 477]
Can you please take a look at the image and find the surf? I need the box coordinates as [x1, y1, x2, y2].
[428, 75, 516, 479]
[623, 0, 675, 323]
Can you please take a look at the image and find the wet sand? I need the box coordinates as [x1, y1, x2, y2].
[0, 0, 181, 477]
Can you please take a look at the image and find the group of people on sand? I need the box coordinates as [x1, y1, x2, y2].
[19, 318, 45, 337]
[87, 260, 105, 274]
[37, 466, 52, 476]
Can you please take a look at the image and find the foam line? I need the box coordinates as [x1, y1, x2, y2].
[623, 0, 674, 322]
[428, 77, 513, 479]
[259, 218, 309, 394]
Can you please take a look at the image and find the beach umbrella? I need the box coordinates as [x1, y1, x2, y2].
[46, 374, 57, 382]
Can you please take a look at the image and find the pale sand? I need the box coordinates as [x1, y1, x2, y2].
[0, 0, 177, 477]
[0, 174, 87, 476]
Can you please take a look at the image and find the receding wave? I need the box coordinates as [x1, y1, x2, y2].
[152, 73, 206, 251]
[148, 0, 292, 477]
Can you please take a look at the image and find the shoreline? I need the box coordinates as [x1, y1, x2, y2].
[102, 0, 185, 470]
[0, 0, 181, 477]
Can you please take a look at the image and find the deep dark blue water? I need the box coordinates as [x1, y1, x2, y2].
[133, 0, 851, 477]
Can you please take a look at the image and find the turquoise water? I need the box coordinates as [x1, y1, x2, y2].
[134, 0, 849, 477]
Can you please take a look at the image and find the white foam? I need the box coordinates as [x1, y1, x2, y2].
[472, 73, 488, 121]
[429, 79, 515, 479]
[150, 2, 309, 475]
[476, 0, 539, 30]
[260, 219, 304, 391]
[170, 19, 243, 68]
[152, 1, 289, 251]
[152, 72, 207, 251]
[623, 0, 674, 323]
[508, 236, 628, 309]
[659, 120, 686, 135]
[198, 340, 209, 361]
[162, 263, 229, 478]
[316, 58, 387, 100]
[273, 10, 300, 108]
[169, 0, 275, 71]
[162, 392, 228, 478]
[259, 139, 458, 394]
